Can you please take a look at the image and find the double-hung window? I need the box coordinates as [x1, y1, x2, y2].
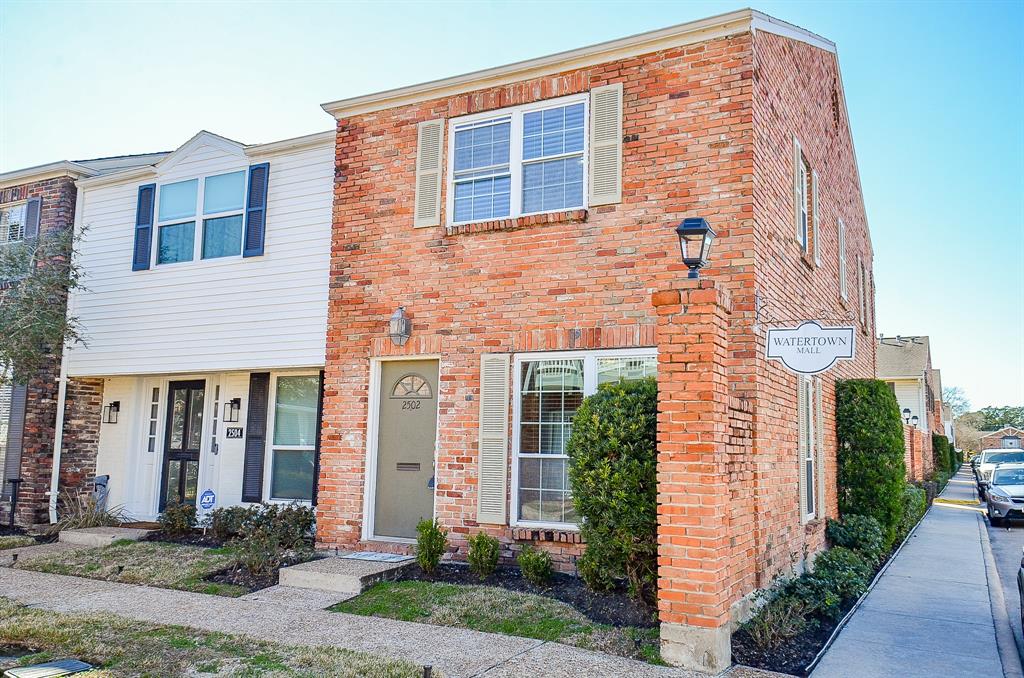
[799, 376, 817, 520]
[0, 203, 26, 247]
[449, 95, 587, 225]
[797, 159, 809, 252]
[268, 374, 319, 502]
[156, 171, 246, 265]
[512, 349, 656, 528]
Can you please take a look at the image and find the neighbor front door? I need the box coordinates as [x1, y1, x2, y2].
[160, 380, 205, 510]
[374, 360, 438, 539]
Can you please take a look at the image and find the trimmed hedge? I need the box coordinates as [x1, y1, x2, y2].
[826, 514, 885, 565]
[567, 377, 658, 602]
[896, 485, 927, 541]
[835, 379, 907, 547]
[932, 433, 958, 477]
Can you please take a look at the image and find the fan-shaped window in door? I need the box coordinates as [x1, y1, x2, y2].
[391, 373, 432, 399]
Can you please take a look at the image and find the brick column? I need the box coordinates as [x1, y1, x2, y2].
[653, 280, 734, 673]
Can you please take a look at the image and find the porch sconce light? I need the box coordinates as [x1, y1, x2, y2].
[911, 415, 920, 428]
[388, 306, 412, 346]
[902, 408, 911, 424]
[223, 397, 242, 423]
[675, 217, 716, 279]
[102, 401, 120, 425]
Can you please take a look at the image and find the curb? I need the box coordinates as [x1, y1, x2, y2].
[978, 511, 1024, 678]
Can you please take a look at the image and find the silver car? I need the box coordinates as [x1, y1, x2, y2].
[978, 451, 1024, 499]
[985, 463, 1024, 526]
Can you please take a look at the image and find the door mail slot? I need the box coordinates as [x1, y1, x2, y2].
[396, 462, 421, 472]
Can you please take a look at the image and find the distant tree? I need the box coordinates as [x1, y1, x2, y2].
[975, 406, 1024, 431]
[942, 386, 970, 419]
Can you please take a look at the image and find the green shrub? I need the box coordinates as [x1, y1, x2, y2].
[518, 546, 553, 586]
[742, 590, 818, 649]
[234, 526, 286, 577]
[158, 502, 197, 538]
[227, 503, 314, 577]
[248, 502, 314, 549]
[826, 515, 885, 565]
[835, 379, 907, 547]
[810, 546, 872, 604]
[567, 377, 658, 602]
[205, 505, 255, 542]
[466, 532, 500, 580]
[896, 484, 927, 540]
[415, 519, 447, 573]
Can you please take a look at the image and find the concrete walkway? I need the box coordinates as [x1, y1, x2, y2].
[0, 566, 713, 678]
[813, 465, 1021, 678]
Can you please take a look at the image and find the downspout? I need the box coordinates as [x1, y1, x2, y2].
[48, 184, 84, 523]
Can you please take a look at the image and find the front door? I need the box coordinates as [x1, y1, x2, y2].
[374, 360, 438, 539]
[159, 380, 205, 510]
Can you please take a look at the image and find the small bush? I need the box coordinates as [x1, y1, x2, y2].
[811, 546, 872, 603]
[567, 377, 658, 602]
[50, 489, 128, 534]
[466, 532, 500, 580]
[826, 515, 885, 565]
[742, 591, 818, 649]
[205, 505, 255, 542]
[228, 502, 315, 577]
[234, 525, 285, 577]
[896, 485, 927, 540]
[415, 519, 447, 573]
[835, 379, 907, 547]
[247, 502, 314, 549]
[158, 502, 197, 538]
[518, 546, 553, 587]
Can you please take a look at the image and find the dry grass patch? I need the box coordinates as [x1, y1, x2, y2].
[0, 597, 423, 677]
[16, 540, 244, 596]
[0, 535, 36, 550]
[332, 580, 662, 664]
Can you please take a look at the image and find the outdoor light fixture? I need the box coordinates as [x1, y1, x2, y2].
[102, 401, 120, 424]
[911, 415, 920, 428]
[902, 408, 911, 424]
[388, 306, 412, 346]
[223, 398, 241, 423]
[675, 217, 716, 279]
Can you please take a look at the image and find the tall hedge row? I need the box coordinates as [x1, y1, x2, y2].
[932, 433, 958, 476]
[835, 379, 907, 546]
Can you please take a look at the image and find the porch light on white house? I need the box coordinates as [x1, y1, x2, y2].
[675, 217, 716, 279]
[902, 408, 911, 424]
[388, 306, 412, 346]
[911, 415, 920, 428]
[223, 397, 241, 423]
[102, 401, 120, 424]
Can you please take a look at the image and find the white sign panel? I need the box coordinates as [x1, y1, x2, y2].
[766, 321, 855, 375]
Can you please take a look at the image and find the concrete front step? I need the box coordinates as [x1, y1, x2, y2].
[279, 553, 414, 594]
[239, 585, 355, 610]
[58, 526, 154, 547]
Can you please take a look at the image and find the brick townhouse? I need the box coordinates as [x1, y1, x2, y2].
[315, 9, 876, 671]
[0, 154, 162, 524]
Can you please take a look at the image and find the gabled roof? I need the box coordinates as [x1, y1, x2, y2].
[0, 153, 169, 191]
[877, 336, 931, 379]
[983, 427, 1024, 439]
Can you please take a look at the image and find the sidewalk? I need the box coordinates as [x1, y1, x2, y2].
[812, 466, 1016, 678]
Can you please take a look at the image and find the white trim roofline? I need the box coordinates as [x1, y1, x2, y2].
[320, 8, 835, 119]
[0, 161, 99, 190]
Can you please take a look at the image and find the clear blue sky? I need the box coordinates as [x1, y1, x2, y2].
[2, 1, 1021, 408]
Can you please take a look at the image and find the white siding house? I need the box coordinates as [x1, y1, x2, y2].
[62, 130, 334, 520]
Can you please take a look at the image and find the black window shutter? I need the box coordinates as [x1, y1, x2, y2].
[132, 184, 156, 271]
[243, 163, 269, 258]
[3, 384, 28, 499]
[23, 198, 41, 239]
[242, 372, 271, 502]
[311, 370, 325, 506]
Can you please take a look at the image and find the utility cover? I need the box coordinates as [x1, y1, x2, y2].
[4, 659, 94, 678]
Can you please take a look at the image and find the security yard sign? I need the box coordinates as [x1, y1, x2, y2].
[766, 321, 855, 375]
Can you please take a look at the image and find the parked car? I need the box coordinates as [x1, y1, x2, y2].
[974, 449, 1000, 481]
[978, 451, 1024, 499]
[985, 463, 1024, 526]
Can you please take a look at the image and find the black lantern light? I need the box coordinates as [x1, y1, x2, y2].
[223, 397, 242, 423]
[388, 306, 412, 346]
[902, 408, 911, 424]
[911, 415, 920, 428]
[675, 217, 716, 279]
[102, 401, 120, 424]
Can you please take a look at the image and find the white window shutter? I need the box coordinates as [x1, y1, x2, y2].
[414, 119, 444, 228]
[477, 353, 511, 524]
[588, 83, 623, 206]
[811, 170, 820, 265]
[816, 378, 826, 518]
[797, 377, 808, 521]
[792, 137, 803, 241]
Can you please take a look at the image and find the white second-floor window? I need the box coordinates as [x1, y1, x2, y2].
[0, 203, 26, 246]
[447, 94, 588, 225]
[156, 170, 246, 265]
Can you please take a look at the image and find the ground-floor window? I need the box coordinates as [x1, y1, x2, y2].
[512, 349, 657, 528]
[268, 374, 319, 501]
[799, 375, 821, 521]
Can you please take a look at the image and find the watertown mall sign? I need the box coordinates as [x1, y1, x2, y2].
[766, 321, 855, 375]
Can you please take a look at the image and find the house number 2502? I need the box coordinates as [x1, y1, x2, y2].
[401, 400, 422, 410]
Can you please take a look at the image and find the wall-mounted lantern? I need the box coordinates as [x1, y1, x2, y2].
[102, 401, 120, 424]
[223, 397, 241, 423]
[675, 217, 716, 279]
[902, 408, 911, 424]
[388, 306, 412, 346]
[911, 415, 920, 428]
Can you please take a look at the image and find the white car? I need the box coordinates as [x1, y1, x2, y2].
[985, 463, 1024, 526]
[979, 451, 1024, 498]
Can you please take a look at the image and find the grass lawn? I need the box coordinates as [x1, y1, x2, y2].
[0, 597, 422, 678]
[16, 540, 246, 597]
[331, 580, 662, 664]
[0, 535, 37, 550]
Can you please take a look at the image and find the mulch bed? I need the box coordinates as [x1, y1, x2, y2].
[393, 562, 657, 628]
[141, 530, 226, 548]
[731, 608, 849, 676]
[205, 551, 322, 593]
